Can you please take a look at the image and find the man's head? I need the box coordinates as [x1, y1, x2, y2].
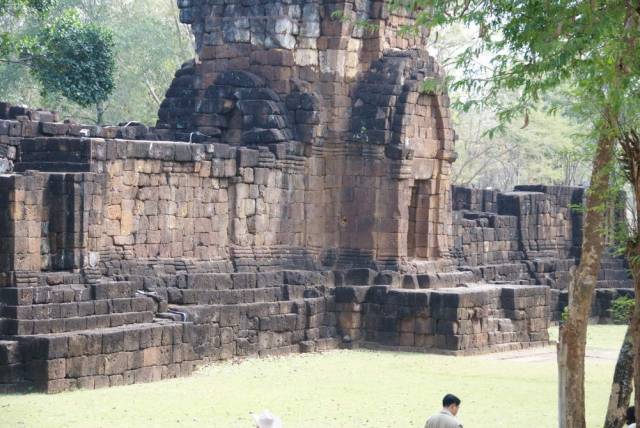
[442, 394, 461, 416]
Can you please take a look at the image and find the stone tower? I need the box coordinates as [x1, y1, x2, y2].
[158, 0, 457, 270]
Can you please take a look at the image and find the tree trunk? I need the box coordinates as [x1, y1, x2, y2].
[617, 129, 640, 424]
[96, 101, 105, 125]
[631, 237, 640, 426]
[558, 132, 615, 428]
[603, 317, 636, 428]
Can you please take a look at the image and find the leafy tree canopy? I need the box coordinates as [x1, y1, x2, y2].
[391, 0, 640, 132]
[0, 0, 55, 16]
[0, 0, 115, 110]
[30, 10, 115, 107]
[0, 0, 192, 125]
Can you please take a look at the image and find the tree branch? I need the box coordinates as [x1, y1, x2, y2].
[144, 79, 162, 106]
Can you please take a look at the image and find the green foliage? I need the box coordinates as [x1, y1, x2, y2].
[0, 0, 55, 57]
[452, 101, 593, 189]
[30, 10, 115, 107]
[0, 0, 193, 124]
[611, 296, 635, 324]
[0, 0, 116, 115]
[0, 0, 55, 16]
[390, 0, 640, 139]
[330, 9, 379, 31]
[419, 76, 450, 95]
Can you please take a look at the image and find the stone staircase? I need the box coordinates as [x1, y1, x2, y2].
[0, 278, 156, 336]
[0, 271, 195, 392]
[597, 253, 633, 288]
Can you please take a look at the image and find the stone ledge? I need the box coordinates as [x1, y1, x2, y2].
[354, 340, 553, 356]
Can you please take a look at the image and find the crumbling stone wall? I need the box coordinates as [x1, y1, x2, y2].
[11, 137, 318, 270]
[450, 185, 634, 322]
[451, 185, 632, 290]
[159, 0, 456, 269]
[0, 171, 100, 274]
[334, 283, 550, 354]
[0, 0, 633, 394]
[0, 103, 63, 174]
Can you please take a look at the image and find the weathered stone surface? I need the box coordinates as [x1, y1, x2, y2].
[0, 0, 631, 395]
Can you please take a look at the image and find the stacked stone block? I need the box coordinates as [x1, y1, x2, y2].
[0, 174, 45, 272]
[0, 0, 633, 394]
[158, 0, 457, 269]
[0, 264, 183, 392]
[334, 283, 550, 354]
[0, 101, 160, 143]
[550, 287, 636, 322]
[6, 320, 199, 393]
[451, 185, 633, 290]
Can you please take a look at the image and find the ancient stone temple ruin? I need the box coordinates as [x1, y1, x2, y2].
[0, 0, 633, 393]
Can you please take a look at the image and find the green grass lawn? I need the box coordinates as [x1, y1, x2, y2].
[0, 325, 627, 428]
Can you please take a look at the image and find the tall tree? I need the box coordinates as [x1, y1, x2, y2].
[30, 10, 115, 123]
[0, 0, 192, 125]
[0, 1, 116, 123]
[390, 1, 640, 427]
[604, 129, 640, 427]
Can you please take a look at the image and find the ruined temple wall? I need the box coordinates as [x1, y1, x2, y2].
[0, 171, 103, 275]
[451, 185, 632, 289]
[92, 139, 314, 269]
[334, 284, 550, 353]
[0, 103, 61, 174]
[501, 185, 582, 259]
[158, 0, 456, 267]
[0, 174, 49, 273]
[0, 175, 19, 273]
[452, 186, 582, 266]
[451, 210, 522, 267]
[88, 139, 447, 270]
[176, 0, 427, 91]
[7, 137, 453, 274]
[0, 136, 318, 272]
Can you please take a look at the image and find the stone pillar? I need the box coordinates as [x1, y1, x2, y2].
[0, 174, 42, 273]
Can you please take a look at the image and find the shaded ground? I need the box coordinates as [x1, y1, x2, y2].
[0, 325, 626, 428]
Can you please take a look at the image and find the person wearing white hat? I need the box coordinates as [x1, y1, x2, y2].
[253, 410, 283, 428]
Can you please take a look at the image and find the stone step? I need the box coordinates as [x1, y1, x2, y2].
[166, 283, 325, 306]
[165, 286, 282, 305]
[14, 320, 187, 361]
[596, 279, 634, 289]
[33, 272, 85, 287]
[0, 284, 91, 306]
[598, 269, 631, 281]
[1, 297, 155, 320]
[0, 362, 26, 384]
[8, 320, 190, 393]
[92, 282, 139, 300]
[0, 281, 137, 306]
[0, 381, 33, 394]
[2, 311, 155, 335]
[14, 162, 91, 172]
[166, 284, 320, 305]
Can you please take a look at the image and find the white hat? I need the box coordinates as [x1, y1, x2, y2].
[252, 410, 283, 428]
